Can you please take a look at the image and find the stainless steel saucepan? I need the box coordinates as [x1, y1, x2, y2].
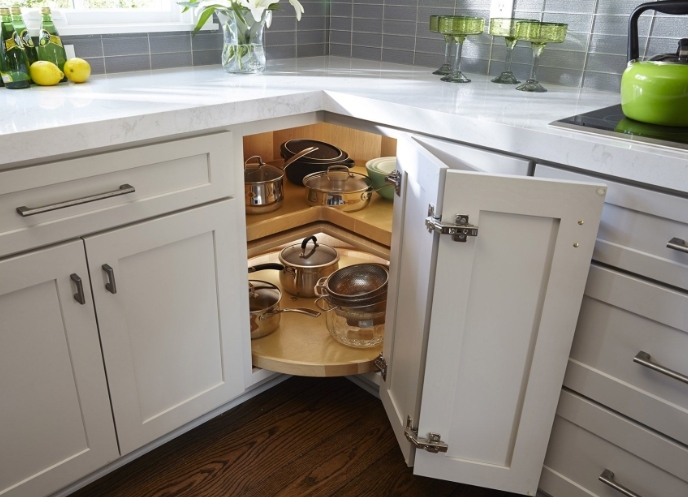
[302, 165, 392, 212]
[248, 280, 320, 339]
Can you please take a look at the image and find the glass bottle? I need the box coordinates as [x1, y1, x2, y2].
[37, 6, 67, 82]
[0, 7, 30, 89]
[11, 5, 37, 67]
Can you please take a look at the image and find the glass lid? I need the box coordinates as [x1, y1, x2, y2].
[280, 235, 340, 267]
[302, 166, 373, 192]
[248, 280, 280, 311]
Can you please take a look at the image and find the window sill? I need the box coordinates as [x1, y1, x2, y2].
[29, 22, 217, 37]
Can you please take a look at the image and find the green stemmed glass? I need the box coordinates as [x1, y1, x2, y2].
[514, 21, 568, 92]
[430, 15, 453, 75]
[439, 16, 485, 83]
[489, 18, 533, 84]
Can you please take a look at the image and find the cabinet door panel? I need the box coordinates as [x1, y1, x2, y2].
[0, 241, 118, 497]
[380, 136, 448, 465]
[411, 162, 605, 494]
[85, 200, 250, 455]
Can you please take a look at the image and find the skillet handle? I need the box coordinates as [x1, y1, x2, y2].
[248, 263, 284, 273]
[265, 307, 321, 319]
[628, 1, 688, 60]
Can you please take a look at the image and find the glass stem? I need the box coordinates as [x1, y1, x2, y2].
[452, 38, 464, 76]
[443, 35, 452, 66]
[504, 40, 515, 72]
[530, 43, 545, 82]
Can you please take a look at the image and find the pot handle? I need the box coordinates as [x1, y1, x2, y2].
[314, 277, 329, 297]
[300, 235, 319, 258]
[248, 263, 285, 273]
[628, 1, 688, 60]
[282, 146, 319, 170]
[264, 307, 321, 319]
[314, 296, 337, 312]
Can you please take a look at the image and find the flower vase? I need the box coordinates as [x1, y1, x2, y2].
[217, 9, 267, 74]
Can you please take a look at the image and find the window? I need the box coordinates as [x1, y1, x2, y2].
[3, 0, 214, 35]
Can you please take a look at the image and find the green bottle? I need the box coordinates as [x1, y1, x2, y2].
[37, 7, 66, 82]
[0, 7, 30, 89]
[11, 5, 37, 67]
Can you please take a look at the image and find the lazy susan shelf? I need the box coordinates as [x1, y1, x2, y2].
[245, 162, 393, 247]
[249, 252, 384, 377]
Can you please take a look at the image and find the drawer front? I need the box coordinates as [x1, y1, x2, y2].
[0, 132, 233, 257]
[535, 165, 688, 290]
[540, 390, 688, 497]
[565, 264, 688, 445]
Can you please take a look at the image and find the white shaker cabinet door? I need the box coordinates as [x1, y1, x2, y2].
[84, 200, 251, 455]
[383, 138, 607, 496]
[0, 241, 118, 497]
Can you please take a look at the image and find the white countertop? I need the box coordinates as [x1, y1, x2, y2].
[2, 56, 687, 192]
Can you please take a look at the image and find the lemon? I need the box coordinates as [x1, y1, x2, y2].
[30, 61, 64, 86]
[63, 58, 91, 83]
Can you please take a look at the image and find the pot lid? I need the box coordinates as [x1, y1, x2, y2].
[302, 166, 373, 193]
[281, 139, 347, 162]
[280, 236, 340, 267]
[244, 156, 284, 184]
[248, 280, 280, 311]
[649, 38, 688, 64]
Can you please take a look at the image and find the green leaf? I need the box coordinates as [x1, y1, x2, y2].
[230, 3, 246, 25]
[193, 7, 215, 36]
[267, 4, 280, 11]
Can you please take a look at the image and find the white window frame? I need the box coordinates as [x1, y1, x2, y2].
[22, 2, 217, 36]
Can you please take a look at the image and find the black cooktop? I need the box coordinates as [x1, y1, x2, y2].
[551, 104, 688, 150]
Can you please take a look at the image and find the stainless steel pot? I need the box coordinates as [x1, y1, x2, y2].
[248, 280, 320, 339]
[244, 147, 318, 215]
[278, 235, 339, 297]
[302, 165, 390, 212]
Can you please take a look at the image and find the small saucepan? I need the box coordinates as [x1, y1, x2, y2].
[244, 146, 318, 215]
[248, 280, 320, 339]
[247, 235, 340, 297]
[302, 165, 392, 212]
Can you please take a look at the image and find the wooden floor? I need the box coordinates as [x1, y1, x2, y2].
[73, 377, 518, 497]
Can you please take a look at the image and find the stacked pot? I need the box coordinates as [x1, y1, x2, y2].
[315, 263, 389, 348]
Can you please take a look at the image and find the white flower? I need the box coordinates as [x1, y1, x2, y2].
[239, 0, 277, 22]
[289, 0, 303, 21]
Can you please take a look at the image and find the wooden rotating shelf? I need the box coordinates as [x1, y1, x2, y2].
[245, 162, 394, 247]
[250, 252, 384, 377]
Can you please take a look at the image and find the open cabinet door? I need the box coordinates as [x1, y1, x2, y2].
[379, 136, 447, 465]
[411, 163, 606, 495]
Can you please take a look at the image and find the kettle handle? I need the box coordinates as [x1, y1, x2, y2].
[628, 0, 688, 61]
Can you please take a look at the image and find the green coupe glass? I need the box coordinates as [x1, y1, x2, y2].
[514, 21, 568, 92]
[438, 16, 485, 83]
[430, 15, 453, 75]
[489, 18, 533, 84]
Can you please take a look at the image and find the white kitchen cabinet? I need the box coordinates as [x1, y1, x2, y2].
[378, 136, 606, 496]
[84, 200, 251, 455]
[0, 241, 118, 497]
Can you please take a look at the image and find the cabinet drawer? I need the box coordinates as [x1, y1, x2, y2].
[540, 390, 688, 497]
[535, 165, 688, 290]
[0, 132, 233, 257]
[564, 264, 688, 446]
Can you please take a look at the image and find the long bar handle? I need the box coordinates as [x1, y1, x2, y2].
[667, 237, 688, 254]
[599, 469, 643, 497]
[70, 273, 86, 305]
[634, 351, 688, 385]
[102, 264, 117, 294]
[16, 184, 135, 217]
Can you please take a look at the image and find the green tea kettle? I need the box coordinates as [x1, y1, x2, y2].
[621, 0, 688, 127]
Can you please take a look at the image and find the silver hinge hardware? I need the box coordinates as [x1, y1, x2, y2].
[385, 170, 402, 197]
[374, 353, 387, 381]
[425, 208, 478, 242]
[404, 416, 448, 453]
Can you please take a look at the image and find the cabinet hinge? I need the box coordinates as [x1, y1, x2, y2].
[385, 170, 402, 197]
[374, 353, 387, 381]
[404, 416, 448, 453]
[425, 205, 478, 242]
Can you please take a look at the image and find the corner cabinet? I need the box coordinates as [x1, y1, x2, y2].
[0, 241, 118, 497]
[378, 136, 606, 496]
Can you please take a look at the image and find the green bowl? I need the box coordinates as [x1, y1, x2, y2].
[366, 158, 396, 201]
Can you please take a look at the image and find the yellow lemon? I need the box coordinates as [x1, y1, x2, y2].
[63, 58, 91, 83]
[30, 61, 64, 86]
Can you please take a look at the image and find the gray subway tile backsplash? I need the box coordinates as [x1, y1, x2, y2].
[57, 0, 685, 91]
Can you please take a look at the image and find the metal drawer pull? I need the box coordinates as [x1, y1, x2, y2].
[102, 264, 117, 294]
[16, 184, 135, 217]
[634, 351, 688, 385]
[599, 469, 643, 497]
[667, 237, 688, 254]
[70, 273, 86, 305]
